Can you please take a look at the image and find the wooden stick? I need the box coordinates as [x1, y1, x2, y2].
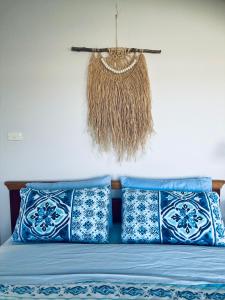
[71, 47, 161, 54]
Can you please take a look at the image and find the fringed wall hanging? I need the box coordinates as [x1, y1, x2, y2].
[87, 48, 153, 161]
[71, 2, 161, 161]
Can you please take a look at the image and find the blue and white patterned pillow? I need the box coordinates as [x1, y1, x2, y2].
[13, 186, 111, 243]
[122, 189, 225, 246]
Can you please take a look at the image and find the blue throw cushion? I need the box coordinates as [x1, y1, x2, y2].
[26, 176, 113, 228]
[13, 186, 111, 243]
[26, 175, 111, 190]
[120, 176, 212, 192]
[122, 189, 225, 246]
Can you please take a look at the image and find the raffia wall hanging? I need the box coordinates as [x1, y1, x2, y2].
[87, 47, 153, 161]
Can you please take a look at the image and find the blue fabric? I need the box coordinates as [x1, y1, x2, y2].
[12, 186, 111, 243]
[109, 224, 122, 244]
[26, 175, 111, 190]
[2, 241, 225, 299]
[26, 176, 113, 229]
[120, 176, 212, 192]
[2, 282, 225, 299]
[122, 189, 225, 246]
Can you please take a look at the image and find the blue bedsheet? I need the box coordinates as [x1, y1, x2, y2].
[1, 238, 225, 299]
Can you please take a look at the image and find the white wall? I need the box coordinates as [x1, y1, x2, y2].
[0, 0, 225, 243]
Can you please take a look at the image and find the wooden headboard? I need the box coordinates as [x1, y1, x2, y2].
[4, 179, 225, 233]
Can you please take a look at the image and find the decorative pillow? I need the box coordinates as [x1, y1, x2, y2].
[26, 175, 111, 190]
[120, 176, 212, 192]
[12, 186, 111, 243]
[26, 175, 113, 228]
[122, 189, 225, 246]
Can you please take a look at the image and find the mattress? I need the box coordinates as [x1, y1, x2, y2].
[1, 237, 225, 299]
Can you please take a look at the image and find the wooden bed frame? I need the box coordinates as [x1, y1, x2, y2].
[4, 179, 225, 233]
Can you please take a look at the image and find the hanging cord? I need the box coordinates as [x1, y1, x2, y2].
[71, 0, 161, 54]
[115, 1, 118, 48]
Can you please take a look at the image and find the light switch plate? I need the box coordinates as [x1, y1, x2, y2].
[8, 132, 24, 141]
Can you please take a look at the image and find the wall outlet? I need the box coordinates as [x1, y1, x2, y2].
[8, 132, 24, 141]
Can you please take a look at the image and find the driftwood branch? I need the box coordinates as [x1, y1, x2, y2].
[71, 47, 161, 54]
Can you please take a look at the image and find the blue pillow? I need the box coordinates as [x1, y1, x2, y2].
[26, 176, 113, 228]
[122, 188, 225, 246]
[26, 175, 111, 190]
[13, 186, 111, 243]
[120, 176, 212, 192]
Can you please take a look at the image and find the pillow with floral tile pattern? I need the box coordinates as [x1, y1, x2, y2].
[12, 186, 111, 243]
[122, 188, 225, 246]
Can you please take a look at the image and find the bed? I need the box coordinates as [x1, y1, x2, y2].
[0, 179, 225, 300]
